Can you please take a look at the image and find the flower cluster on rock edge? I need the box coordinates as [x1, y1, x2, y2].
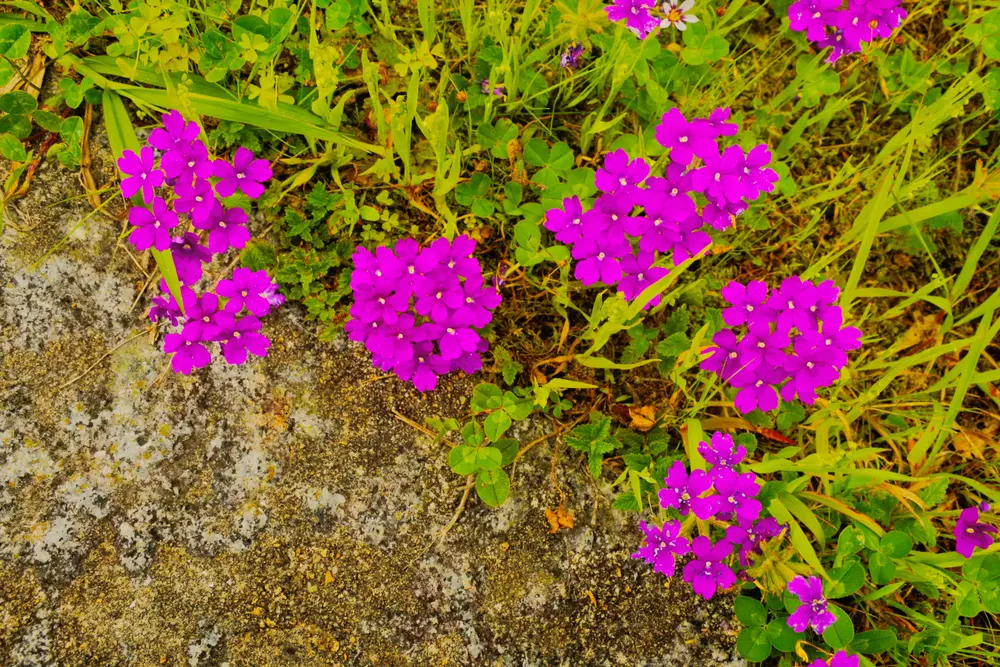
[119, 110, 282, 374]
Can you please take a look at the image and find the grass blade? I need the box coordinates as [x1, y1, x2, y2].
[103, 90, 184, 311]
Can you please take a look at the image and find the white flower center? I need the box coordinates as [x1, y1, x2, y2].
[679, 136, 688, 143]
[446, 327, 455, 334]
[571, 217, 581, 225]
[619, 177, 628, 186]
[375, 270, 382, 277]
[597, 252, 606, 260]
[237, 173, 245, 179]
[757, 342, 765, 349]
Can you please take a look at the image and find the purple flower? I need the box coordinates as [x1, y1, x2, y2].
[955, 505, 998, 558]
[665, 213, 712, 265]
[780, 337, 841, 404]
[118, 146, 164, 203]
[217, 268, 280, 317]
[218, 315, 271, 365]
[815, 307, 863, 368]
[572, 237, 631, 286]
[654, 108, 719, 165]
[595, 149, 649, 194]
[711, 468, 762, 522]
[632, 519, 691, 577]
[148, 281, 191, 327]
[682, 536, 737, 600]
[394, 340, 448, 391]
[438, 319, 482, 359]
[174, 178, 217, 225]
[368, 313, 420, 367]
[545, 196, 587, 246]
[560, 42, 584, 68]
[721, 280, 772, 327]
[731, 365, 786, 414]
[700, 330, 750, 383]
[725, 516, 784, 566]
[160, 139, 213, 182]
[739, 144, 780, 201]
[787, 575, 837, 634]
[127, 198, 179, 252]
[163, 326, 212, 375]
[351, 288, 410, 325]
[690, 145, 750, 206]
[201, 204, 251, 254]
[148, 110, 201, 152]
[698, 432, 747, 469]
[170, 232, 213, 285]
[618, 252, 669, 306]
[703, 107, 739, 138]
[181, 291, 226, 341]
[788, 0, 841, 41]
[418, 235, 481, 279]
[213, 147, 273, 199]
[658, 460, 716, 519]
[809, 651, 861, 667]
[448, 280, 501, 328]
[605, 0, 660, 39]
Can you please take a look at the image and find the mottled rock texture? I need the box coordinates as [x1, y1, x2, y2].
[0, 113, 745, 667]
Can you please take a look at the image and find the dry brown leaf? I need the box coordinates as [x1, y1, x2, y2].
[629, 405, 657, 432]
[545, 506, 574, 533]
[953, 428, 990, 460]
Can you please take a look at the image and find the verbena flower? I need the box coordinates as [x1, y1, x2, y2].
[955, 504, 997, 558]
[218, 315, 271, 365]
[213, 147, 272, 199]
[181, 291, 226, 341]
[605, 0, 661, 39]
[632, 519, 691, 577]
[698, 432, 747, 470]
[196, 203, 251, 254]
[711, 468, 763, 522]
[702, 277, 862, 414]
[347, 235, 500, 391]
[128, 197, 179, 252]
[118, 146, 164, 203]
[787, 575, 837, 634]
[148, 109, 201, 152]
[682, 536, 736, 599]
[217, 268, 279, 317]
[170, 232, 213, 285]
[148, 281, 191, 327]
[173, 178, 217, 225]
[809, 651, 860, 667]
[660, 0, 699, 30]
[160, 139, 213, 182]
[725, 516, 784, 566]
[595, 148, 649, 194]
[163, 327, 212, 375]
[658, 460, 716, 519]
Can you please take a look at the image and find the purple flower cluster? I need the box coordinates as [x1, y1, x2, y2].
[119, 110, 282, 375]
[633, 432, 785, 599]
[544, 108, 776, 309]
[788, 0, 906, 63]
[700, 276, 862, 414]
[603, 0, 699, 39]
[955, 502, 996, 558]
[346, 236, 501, 392]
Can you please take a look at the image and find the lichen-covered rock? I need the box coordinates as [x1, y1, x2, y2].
[0, 114, 745, 667]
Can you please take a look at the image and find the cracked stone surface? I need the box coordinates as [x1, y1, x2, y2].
[0, 112, 745, 667]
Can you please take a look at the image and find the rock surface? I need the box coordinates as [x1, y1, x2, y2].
[0, 115, 745, 667]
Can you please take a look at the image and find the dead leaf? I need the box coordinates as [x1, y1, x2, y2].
[545, 505, 574, 533]
[629, 405, 657, 432]
[953, 428, 990, 460]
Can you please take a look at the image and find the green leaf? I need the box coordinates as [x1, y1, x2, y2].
[0, 114, 31, 140]
[59, 116, 84, 145]
[326, 0, 353, 29]
[502, 391, 533, 420]
[0, 90, 36, 114]
[826, 561, 865, 598]
[821, 608, 855, 649]
[522, 137, 548, 166]
[869, 552, 896, 585]
[612, 491, 640, 511]
[471, 382, 503, 412]
[734, 597, 767, 627]
[765, 618, 799, 652]
[656, 331, 690, 358]
[484, 410, 512, 442]
[240, 241, 276, 271]
[548, 142, 574, 170]
[850, 629, 896, 654]
[462, 419, 485, 446]
[448, 445, 480, 475]
[475, 468, 510, 507]
[879, 531, 913, 558]
[0, 24, 30, 59]
[837, 526, 864, 555]
[477, 446, 503, 471]
[0, 132, 26, 161]
[492, 438, 519, 467]
[31, 109, 63, 133]
[736, 626, 772, 662]
[680, 23, 729, 66]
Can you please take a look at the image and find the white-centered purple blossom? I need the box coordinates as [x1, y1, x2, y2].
[787, 575, 837, 634]
[788, 0, 906, 63]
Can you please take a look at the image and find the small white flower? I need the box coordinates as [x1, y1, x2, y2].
[660, 0, 700, 30]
